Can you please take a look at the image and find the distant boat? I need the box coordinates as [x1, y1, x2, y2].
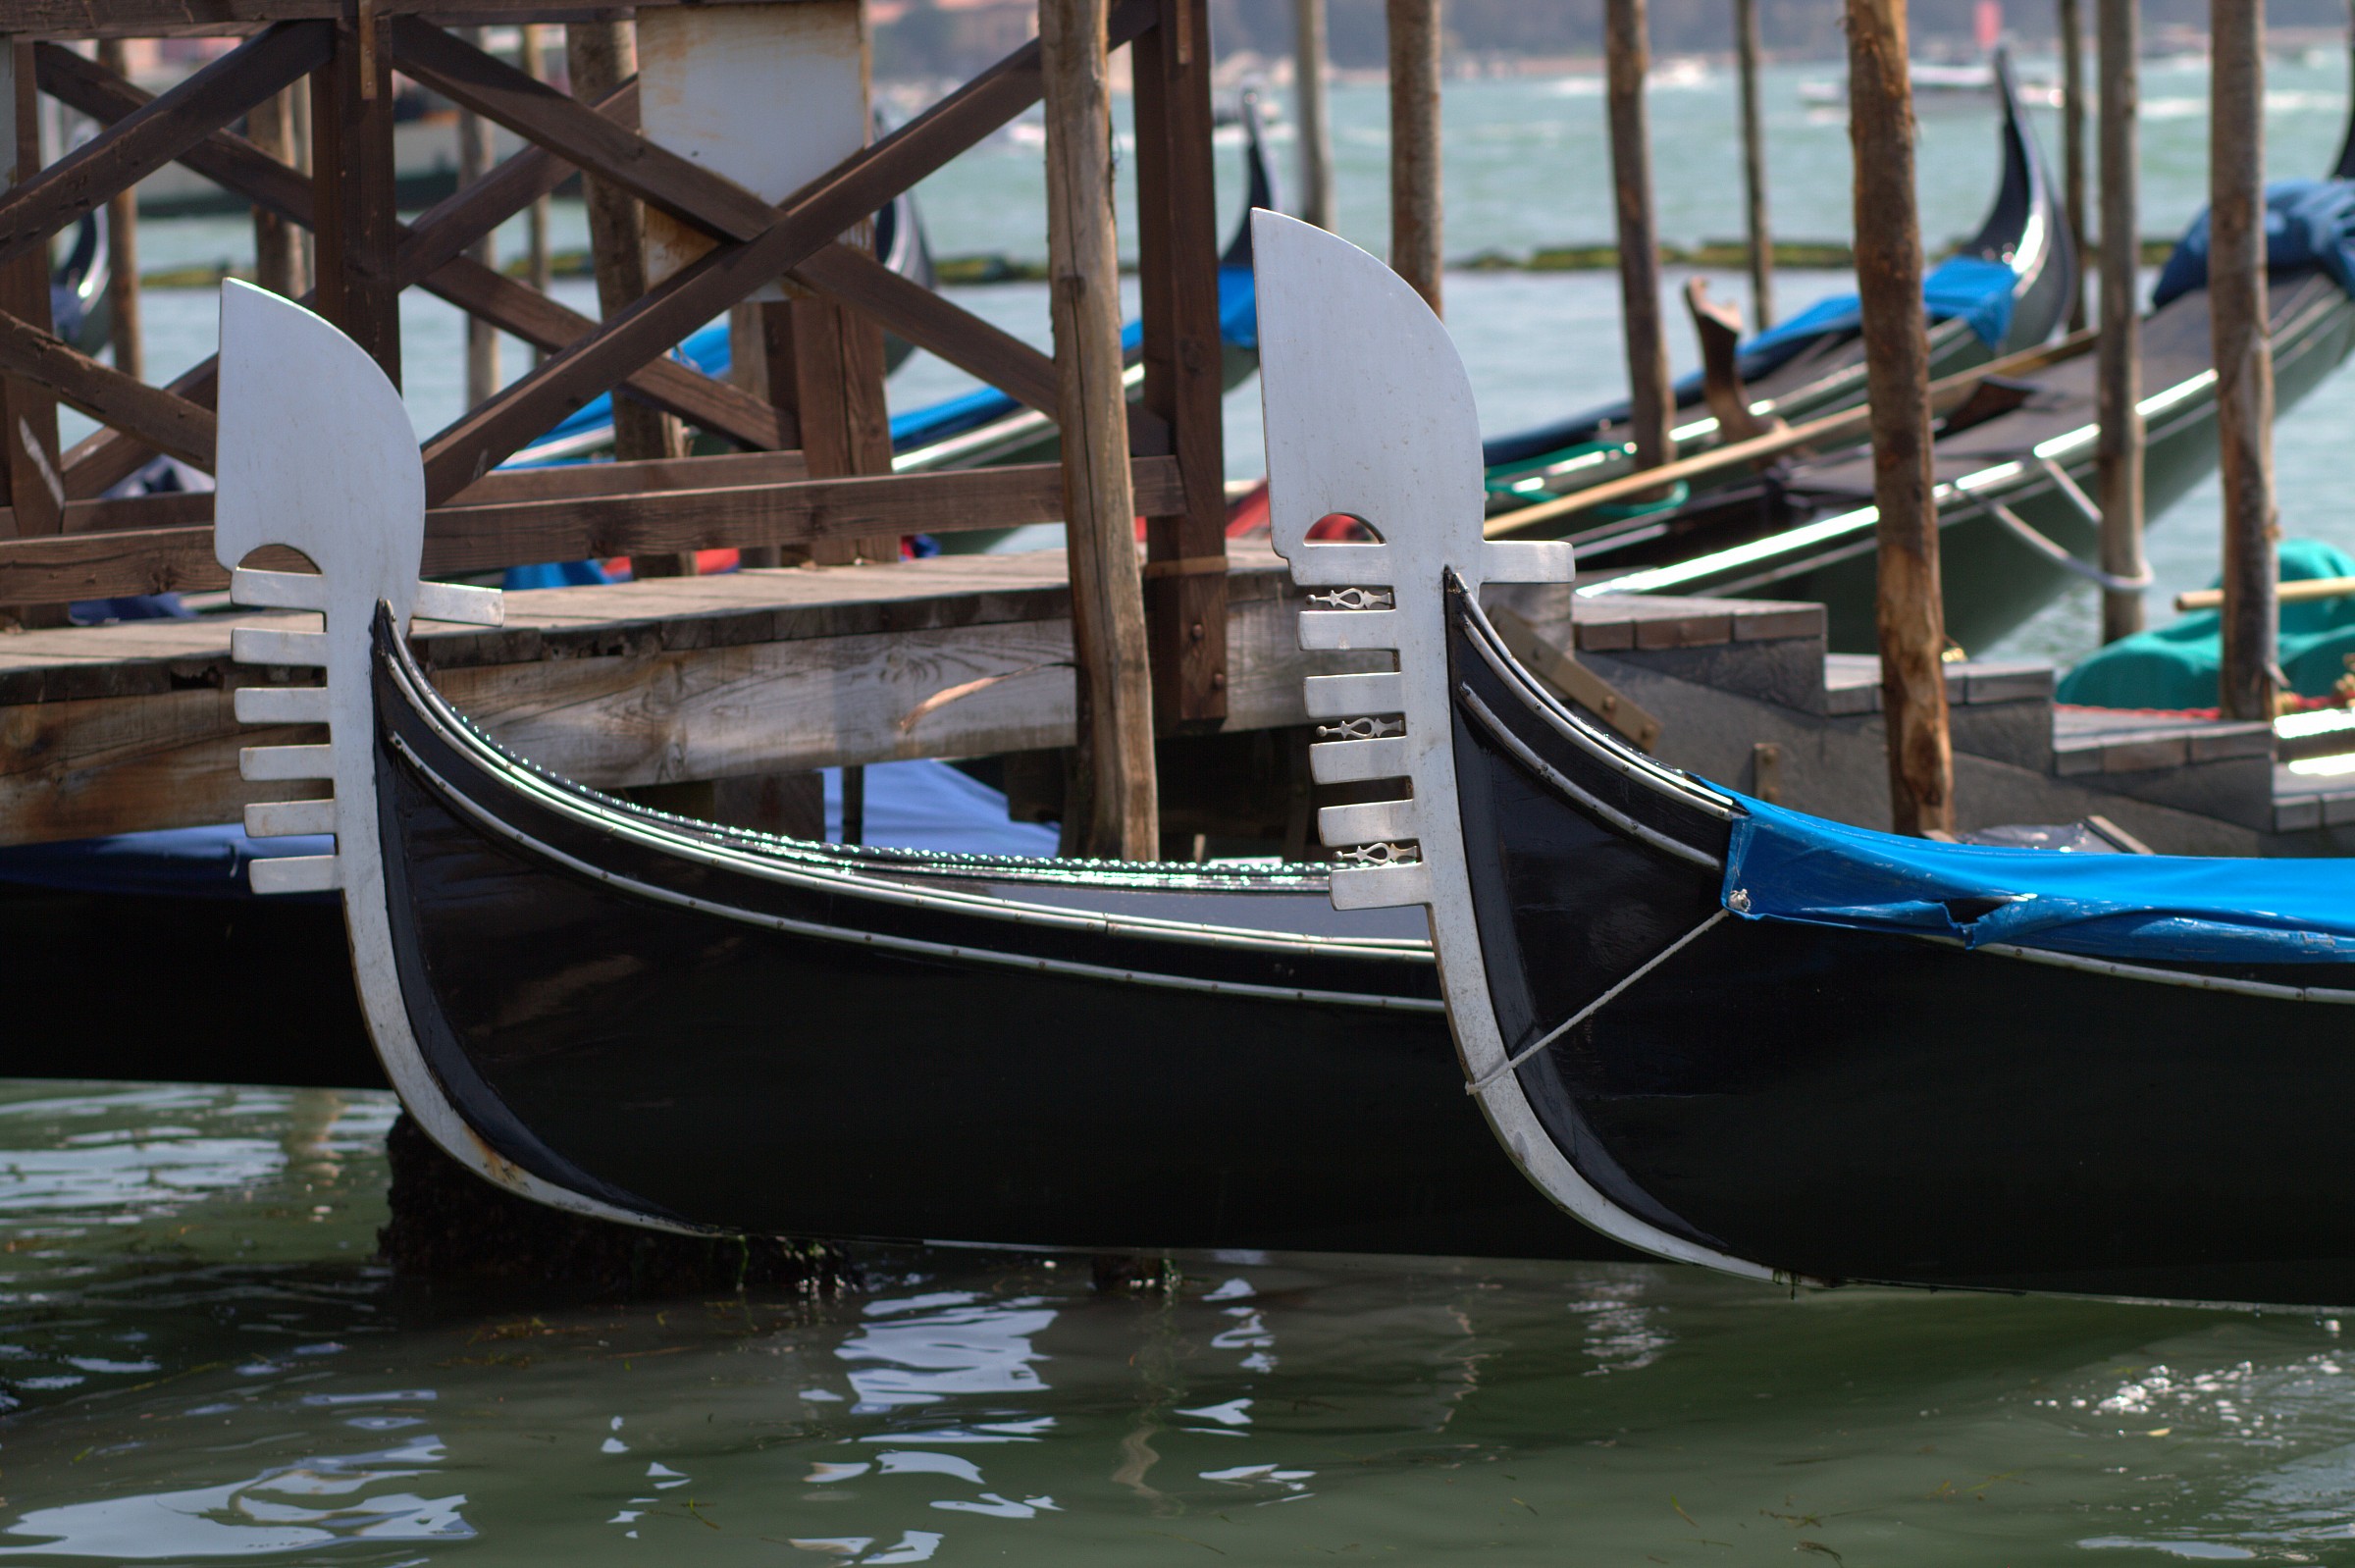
[1799, 58, 2063, 110]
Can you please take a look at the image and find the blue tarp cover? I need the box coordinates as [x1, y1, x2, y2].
[2152, 179, 2355, 310]
[1482, 255, 2020, 468]
[1723, 794, 2355, 966]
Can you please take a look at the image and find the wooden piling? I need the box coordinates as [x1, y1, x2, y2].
[1293, 0, 1335, 231]
[2094, 0, 2145, 642]
[312, 0, 401, 385]
[1604, 0, 1672, 471]
[1041, 0, 1158, 859]
[457, 30, 497, 406]
[2059, 0, 2088, 334]
[519, 23, 551, 366]
[1385, 0, 1441, 314]
[0, 39, 61, 629]
[94, 39, 141, 383]
[2212, 0, 2277, 721]
[1734, 0, 1773, 329]
[1846, 0, 1955, 835]
[564, 15, 692, 582]
[247, 84, 306, 298]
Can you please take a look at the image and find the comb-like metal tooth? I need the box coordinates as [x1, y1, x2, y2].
[1330, 862, 1434, 911]
[1318, 799, 1417, 848]
[1283, 542, 1392, 587]
[1303, 670, 1404, 719]
[1482, 540, 1577, 584]
[234, 685, 331, 725]
[1308, 736, 1409, 784]
[1297, 608, 1400, 652]
[239, 744, 336, 782]
[231, 567, 331, 612]
[250, 855, 340, 896]
[232, 626, 331, 668]
[245, 799, 337, 838]
[414, 580, 504, 627]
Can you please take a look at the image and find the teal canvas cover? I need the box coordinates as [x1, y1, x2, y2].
[2056, 539, 2355, 710]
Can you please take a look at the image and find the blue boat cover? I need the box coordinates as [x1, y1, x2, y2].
[822, 759, 1059, 857]
[1482, 255, 2019, 468]
[1723, 795, 2355, 966]
[2057, 538, 2355, 709]
[0, 824, 336, 900]
[2152, 179, 2355, 310]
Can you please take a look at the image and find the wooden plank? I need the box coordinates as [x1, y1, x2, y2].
[0, 41, 63, 629]
[2211, 0, 2277, 721]
[1130, 0, 1229, 731]
[789, 240, 1058, 417]
[771, 293, 898, 565]
[2095, 0, 2146, 642]
[61, 358, 215, 500]
[416, 3, 1153, 505]
[1043, 0, 1157, 858]
[0, 305, 216, 467]
[0, 2, 725, 40]
[1734, 0, 1771, 328]
[393, 82, 612, 282]
[447, 447, 807, 506]
[309, 2, 398, 383]
[1604, 0, 1672, 471]
[1846, 0, 1954, 834]
[0, 457, 1187, 603]
[0, 21, 326, 272]
[1385, 0, 1440, 313]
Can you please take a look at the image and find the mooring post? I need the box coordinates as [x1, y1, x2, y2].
[2059, 0, 2088, 333]
[1734, 0, 1773, 330]
[0, 39, 61, 629]
[94, 39, 144, 384]
[1604, 0, 1672, 471]
[457, 29, 497, 407]
[519, 23, 552, 367]
[2212, 0, 2278, 721]
[247, 84, 307, 299]
[312, 0, 400, 386]
[1386, 0, 1441, 313]
[565, 17, 693, 578]
[2094, 0, 2145, 643]
[1293, 0, 1335, 231]
[1846, 0, 1955, 835]
[1042, 0, 1159, 859]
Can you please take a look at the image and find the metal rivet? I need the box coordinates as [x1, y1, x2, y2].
[1728, 888, 1752, 914]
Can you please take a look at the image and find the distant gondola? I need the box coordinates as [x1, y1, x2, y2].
[1259, 211, 2355, 1311]
[193, 279, 1580, 1258]
[1481, 51, 2075, 509]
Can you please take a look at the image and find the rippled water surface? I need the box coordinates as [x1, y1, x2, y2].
[13, 1080, 2355, 1563]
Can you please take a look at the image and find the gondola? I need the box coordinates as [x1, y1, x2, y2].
[1481, 51, 2074, 511]
[195, 278, 1580, 1258]
[1258, 211, 2355, 1310]
[1533, 106, 2355, 653]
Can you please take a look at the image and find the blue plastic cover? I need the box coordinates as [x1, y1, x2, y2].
[1482, 256, 2019, 467]
[822, 759, 1059, 857]
[2153, 179, 2355, 310]
[1723, 795, 2355, 966]
[0, 825, 336, 901]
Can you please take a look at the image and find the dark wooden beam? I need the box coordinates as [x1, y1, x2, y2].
[416, 6, 1153, 504]
[0, 457, 1188, 603]
[790, 241, 1058, 416]
[1130, 0, 1229, 732]
[0, 40, 62, 628]
[62, 360, 217, 500]
[4, 2, 721, 42]
[0, 307, 216, 469]
[0, 22, 328, 272]
[311, 2, 400, 383]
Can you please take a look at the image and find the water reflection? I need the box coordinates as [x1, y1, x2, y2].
[14, 1079, 2355, 1560]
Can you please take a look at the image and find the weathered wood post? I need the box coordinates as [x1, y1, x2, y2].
[565, 16, 692, 579]
[1293, 0, 1335, 231]
[0, 39, 62, 628]
[2095, 0, 2145, 641]
[1604, 0, 1672, 470]
[519, 22, 553, 367]
[640, 2, 894, 569]
[1847, 0, 1955, 834]
[1133, 0, 1230, 738]
[1387, 0, 1441, 313]
[2059, 0, 2088, 333]
[1735, 0, 1773, 329]
[95, 39, 142, 381]
[1042, 0, 1158, 859]
[248, 84, 307, 298]
[313, 0, 401, 384]
[457, 30, 497, 405]
[2212, 0, 2277, 720]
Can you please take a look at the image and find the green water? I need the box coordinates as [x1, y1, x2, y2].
[7, 1079, 2355, 1564]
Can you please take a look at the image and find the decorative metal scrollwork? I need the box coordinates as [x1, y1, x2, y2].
[1307, 587, 1395, 612]
[1316, 716, 1405, 742]
[1334, 841, 1421, 867]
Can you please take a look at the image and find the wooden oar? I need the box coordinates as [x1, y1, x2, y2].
[1483, 326, 2100, 540]
[2177, 575, 2355, 612]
